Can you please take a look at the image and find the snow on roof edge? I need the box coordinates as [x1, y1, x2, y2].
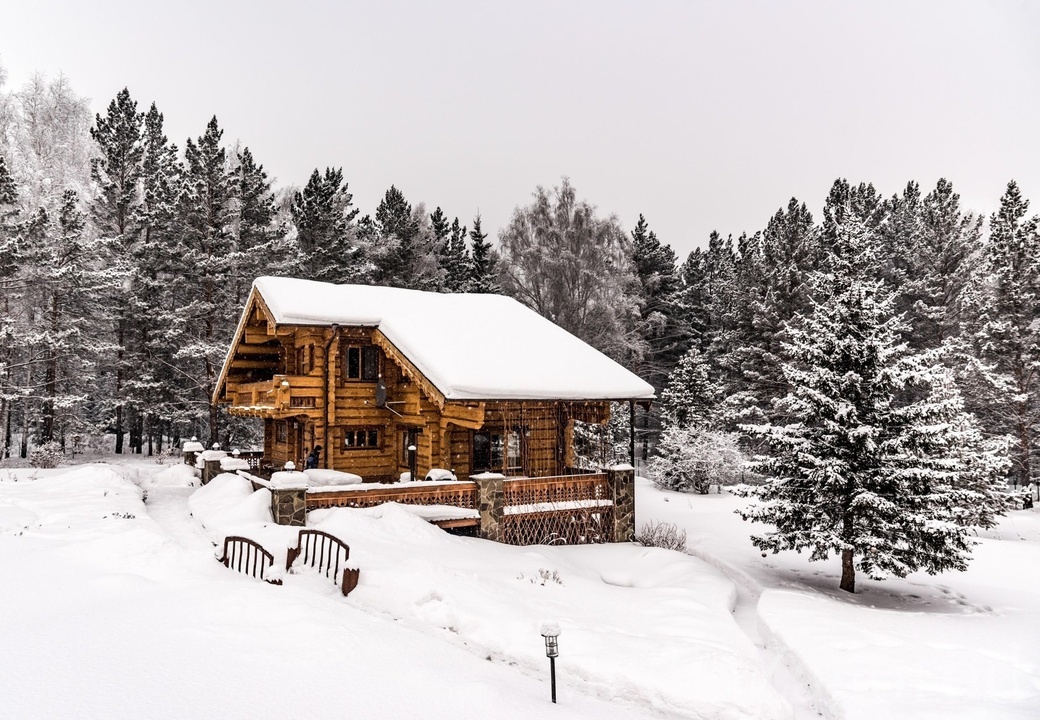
[250, 276, 656, 401]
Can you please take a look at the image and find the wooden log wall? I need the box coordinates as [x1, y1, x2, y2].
[225, 318, 614, 483]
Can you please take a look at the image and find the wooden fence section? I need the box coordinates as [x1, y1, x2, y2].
[503, 473, 609, 507]
[501, 472, 614, 546]
[306, 481, 479, 514]
[286, 529, 359, 596]
[219, 536, 281, 585]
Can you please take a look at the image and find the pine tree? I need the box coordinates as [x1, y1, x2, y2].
[23, 191, 119, 445]
[820, 179, 888, 280]
[371, 185, 420, 286]
[630, 214, 683, 389]
[90, 88, 143, 453]
[897, 179, 981, 350]
[290, 167, 361, 283]
[134, 103, 183, 451]
[659, 347, 722, 428]
[231, 146, 286, 301]
[735, 199, 820, 422]
[171, 116, 236, 444]
[430, 206, 451, 283]
[443, 217, 470, 291]
[0, 154, 19, 458]
[466, 214, 499, 293]
[966, 181, 1040, 486]
[741, 275, 1011, 593]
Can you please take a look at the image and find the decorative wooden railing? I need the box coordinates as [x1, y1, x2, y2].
[286, 529, 359, 596]
[236, 451, 263, 471]
[501, 472, 614, 546]
[218, 536, 281, 585]
[306, 481, 479, 512]
[503, 472, 609, 507]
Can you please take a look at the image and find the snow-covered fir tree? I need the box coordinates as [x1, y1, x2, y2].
[442, 216, 470, 291]
[962, 181, 1040, 486]
[741, 274, 1012, 593]
[290, 167, 362, 283]
[466, 214, 499, 293]
[659, 347, 722, 428]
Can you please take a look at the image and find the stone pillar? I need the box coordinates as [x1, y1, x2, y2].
[270, 486, 308, 526]
[473, 472, 505, 542]
[607, 464, 635, 543]
[202, 458, 224, 485]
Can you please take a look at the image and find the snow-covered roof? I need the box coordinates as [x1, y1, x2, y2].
[250, 276, 654, 401]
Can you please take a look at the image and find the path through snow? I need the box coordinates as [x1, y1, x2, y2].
[144, 485, 214, 552]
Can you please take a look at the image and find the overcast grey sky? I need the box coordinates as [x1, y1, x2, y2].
[2, 0, 1037, 258]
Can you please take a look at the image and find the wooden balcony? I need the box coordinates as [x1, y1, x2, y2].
[225, 374, 326, 418]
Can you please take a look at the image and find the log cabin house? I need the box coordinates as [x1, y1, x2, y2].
[213, 277, 655, 483]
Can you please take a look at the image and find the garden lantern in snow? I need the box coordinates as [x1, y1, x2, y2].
[541, 621, 561, 704]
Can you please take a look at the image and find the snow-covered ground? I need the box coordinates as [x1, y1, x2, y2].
[1, 461, 1036, 719]
[639, 477, 1040, 720]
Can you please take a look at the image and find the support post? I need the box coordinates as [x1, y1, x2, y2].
[202, 458, 222, 485]
[628, 400, 635, 468]
[473, 472, 506, 542]
[270, 485, 308, 526]
[607, 464, 635, 542]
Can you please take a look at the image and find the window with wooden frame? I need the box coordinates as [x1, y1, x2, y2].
[343, 344, 380, 382]
[343, 428, 380, 450]
[398, 428, 419, 465]
[275, 421, 288, 443]
[472, 428, 524, 473]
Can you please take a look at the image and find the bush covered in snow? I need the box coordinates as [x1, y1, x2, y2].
[647, 426, 748, 494]
[636, 520, 688, 552]
[28, 442, 64, 469]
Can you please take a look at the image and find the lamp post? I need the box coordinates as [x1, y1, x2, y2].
[540, 621, 561, 704]
[408, 443, 417, 482]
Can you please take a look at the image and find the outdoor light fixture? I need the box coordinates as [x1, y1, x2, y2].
[408, 444, 417, 483]
[541, 621, 561, 704]
[280, 379, 290, 389]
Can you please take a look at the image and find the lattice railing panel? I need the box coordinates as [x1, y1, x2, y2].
[501, 506, 614, 546]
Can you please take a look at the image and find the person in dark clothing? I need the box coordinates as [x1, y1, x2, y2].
[306, 445, 322, 469]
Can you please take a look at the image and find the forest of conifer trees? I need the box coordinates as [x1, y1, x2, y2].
[1, 70, 1038, 499]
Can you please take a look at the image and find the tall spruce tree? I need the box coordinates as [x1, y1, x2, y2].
[90, 88, 143, 453]
[0, 154, 19, 457]
[899, 179, 981, 350]
[171, 116, 236, 444]
[371, 185, 420, 286]
[742, 274, 1011, 593]
[135, 103, 183, 450]
[290, 167, 361, 283]
[659, 347, 722, 428]
[630, 214, 683, 389]
[466, 214, 499, 293]
[966, 181, 1040, 486]
[442, 217, 470, 291]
